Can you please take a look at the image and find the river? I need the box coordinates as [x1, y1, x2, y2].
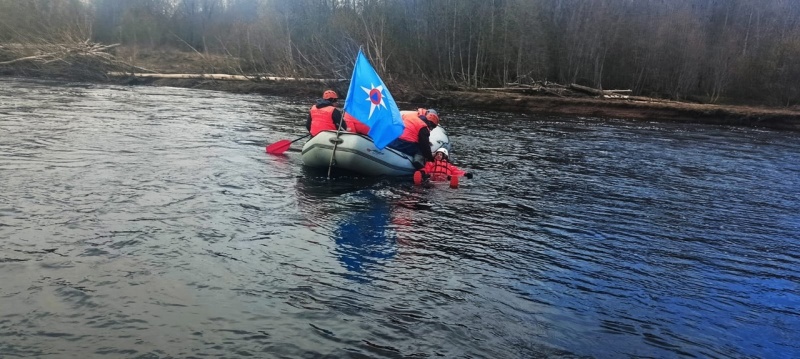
[1, 78, 799, 358]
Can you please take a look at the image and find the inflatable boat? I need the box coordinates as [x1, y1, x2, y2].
[301, 126, 451, 176]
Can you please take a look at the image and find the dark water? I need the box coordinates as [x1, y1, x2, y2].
[1, 78, 799, 358]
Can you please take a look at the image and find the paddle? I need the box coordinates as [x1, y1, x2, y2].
[266, 134, 310, 155]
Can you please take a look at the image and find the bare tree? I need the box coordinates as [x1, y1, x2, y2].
[4, 0, 800, 106]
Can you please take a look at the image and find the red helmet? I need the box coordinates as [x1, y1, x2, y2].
[322, 90, 338, 100]
[425, 109, 440, 125]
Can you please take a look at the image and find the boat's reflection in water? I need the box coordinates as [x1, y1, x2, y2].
[295, 168, 407, 282]
[332, 191, 396, 282]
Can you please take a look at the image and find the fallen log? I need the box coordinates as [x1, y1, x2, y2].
[603, 94, 630, 99]
[569, 83, 605, 96]
[478, 87, 537, 92]
[0, 54, 51, 66]
[106, 72, 345, 83]
[621, 95, 676, 103]
[569, 84, 634, 96]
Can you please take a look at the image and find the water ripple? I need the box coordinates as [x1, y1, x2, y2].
[1, 78, 799, 358]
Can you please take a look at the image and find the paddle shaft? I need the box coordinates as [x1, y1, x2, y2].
[289, 134, 310, 144]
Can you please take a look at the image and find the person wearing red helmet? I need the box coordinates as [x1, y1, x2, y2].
[388, 108, 440, 167]
[419, 108, 439, 128]
[306, 90, 347, 136]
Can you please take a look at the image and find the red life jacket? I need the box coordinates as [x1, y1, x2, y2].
[344, 113, 371, 135]
[397, 111, 427, 142]
[421, 158, 466, 181]
[309, 105, 338, 136]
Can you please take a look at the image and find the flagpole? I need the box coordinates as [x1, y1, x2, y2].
[328, 46, 362, 179]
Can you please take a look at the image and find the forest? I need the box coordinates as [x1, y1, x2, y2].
[1, 0, 799, 107]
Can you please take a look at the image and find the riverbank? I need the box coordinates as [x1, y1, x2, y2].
[3, 43, 799, 131]
[112, 75, 800, 131]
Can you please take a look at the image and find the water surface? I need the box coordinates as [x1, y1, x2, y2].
[1, 78, 799, 358]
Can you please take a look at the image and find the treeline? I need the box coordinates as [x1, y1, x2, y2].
[1, 0, 799, 106]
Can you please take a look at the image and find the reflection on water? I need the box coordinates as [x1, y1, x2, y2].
[333, 192, 396, 279]
[295, 175, 399, 280]
[1, 78, 800, 358]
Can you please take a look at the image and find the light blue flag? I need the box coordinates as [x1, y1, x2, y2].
[343, 50, 405, 149]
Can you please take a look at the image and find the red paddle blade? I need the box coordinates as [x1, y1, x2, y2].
[266, 139, 291, 154]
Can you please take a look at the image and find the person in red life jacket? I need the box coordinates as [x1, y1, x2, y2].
[388, 108, 440, 167]
[306, 90, 346, 136]
[413, 147, 473, 186]
[343, 112, 371, 136]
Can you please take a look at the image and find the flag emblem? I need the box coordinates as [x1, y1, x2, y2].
[363, 84, 386, 118]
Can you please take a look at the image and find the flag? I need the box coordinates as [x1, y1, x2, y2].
[343, 50, 405, 149]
